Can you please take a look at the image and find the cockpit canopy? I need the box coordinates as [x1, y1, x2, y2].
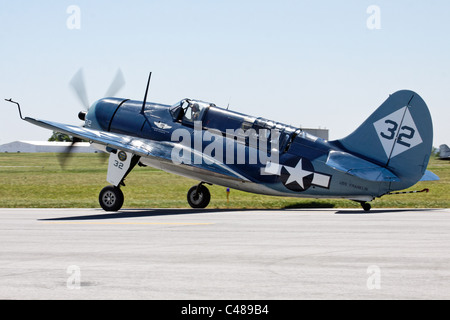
[170, 99, 215, 124]
[169, 98, 300, 153]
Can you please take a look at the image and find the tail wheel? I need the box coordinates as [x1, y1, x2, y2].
[187, 185, 211, 209]
[99, 185, 124, 212]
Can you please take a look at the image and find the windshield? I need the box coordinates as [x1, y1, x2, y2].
[170, 99, 212, 123]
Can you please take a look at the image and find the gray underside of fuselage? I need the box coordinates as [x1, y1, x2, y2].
[138, 156, 375, 202]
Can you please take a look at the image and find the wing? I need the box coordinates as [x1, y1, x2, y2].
[25, 117, 173, 161]
[24, 117, 249, 181]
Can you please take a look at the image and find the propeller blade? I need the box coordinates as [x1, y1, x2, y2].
[69, 68, 90, 111]
[104, 69, 125, 98]
[57, 137, 83, 169]
[97, 151, 109, 164]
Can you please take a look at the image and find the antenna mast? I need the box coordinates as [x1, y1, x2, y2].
[140, 72, 152, 114]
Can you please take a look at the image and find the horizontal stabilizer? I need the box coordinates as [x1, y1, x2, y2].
[420, 170, 440, 181]
[326, 151, 399, 182]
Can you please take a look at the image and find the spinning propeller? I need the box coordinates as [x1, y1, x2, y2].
[70, 68, 125, 121]
[58, 68, 125, 167]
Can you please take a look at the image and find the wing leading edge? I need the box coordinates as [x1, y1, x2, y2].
[24, 117, 250, 182]
[25, 117, 173, 161]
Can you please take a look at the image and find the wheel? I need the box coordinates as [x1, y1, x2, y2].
[187, 185, 211, 209]
[361, 202, 371, 212]
[99, 185, 124, 212]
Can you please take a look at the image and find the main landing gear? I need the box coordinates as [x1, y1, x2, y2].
[359, 201, 372, 212]
[99, 185, 124, 212]
[99, 181, 212, 211]
[99, 150, 214, 211]
[98, 150, 138, 212]
[187, 182, 211, 209]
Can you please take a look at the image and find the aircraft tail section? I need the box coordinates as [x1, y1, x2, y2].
[332, 90, 435, 190]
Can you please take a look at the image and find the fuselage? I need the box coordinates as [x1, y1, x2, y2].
[84, 97, 390, 202]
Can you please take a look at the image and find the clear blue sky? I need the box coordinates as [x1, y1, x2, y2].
[1, 0, 449, 147]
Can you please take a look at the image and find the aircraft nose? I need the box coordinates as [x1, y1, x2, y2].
[85, 97, 128, 132]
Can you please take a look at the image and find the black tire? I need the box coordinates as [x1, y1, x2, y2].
[187, 185, 211, 209]
[362, 202, 372, 212]
[99, 186, 124, 212]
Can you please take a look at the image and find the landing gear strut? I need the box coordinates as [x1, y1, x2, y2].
[98, 151, 140, 212]
[187, 183, 211, 209]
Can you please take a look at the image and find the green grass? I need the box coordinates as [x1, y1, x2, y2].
[0, 153, 448, 209]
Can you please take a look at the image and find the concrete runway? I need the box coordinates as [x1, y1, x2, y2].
[0, 207, 449, 300]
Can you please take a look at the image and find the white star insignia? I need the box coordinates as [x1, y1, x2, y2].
[284, 159, 313, 189]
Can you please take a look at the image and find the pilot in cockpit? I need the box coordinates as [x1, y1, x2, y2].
[192, 103, 201, 120]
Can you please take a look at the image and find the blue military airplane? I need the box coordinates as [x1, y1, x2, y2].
[5, 71, 439, 211]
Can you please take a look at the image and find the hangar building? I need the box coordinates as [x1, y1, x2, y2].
[0, 141, 97, 153]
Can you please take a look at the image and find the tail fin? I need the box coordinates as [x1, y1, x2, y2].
[332, 90, 433, 190]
